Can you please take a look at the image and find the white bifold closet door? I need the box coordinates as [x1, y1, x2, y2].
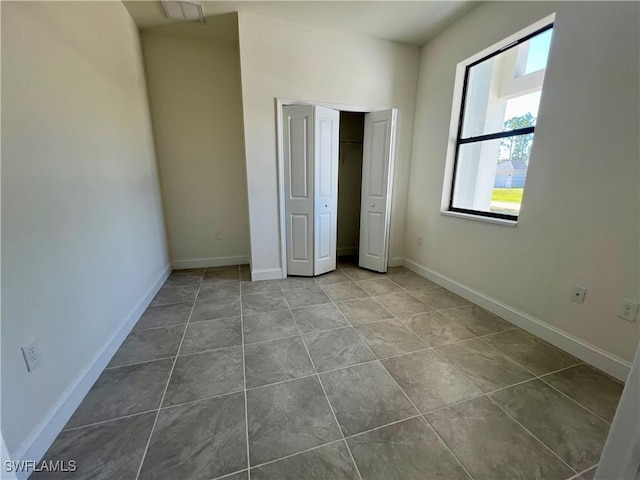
[359, 109, 398, 273]
[283, 105, 339, 276]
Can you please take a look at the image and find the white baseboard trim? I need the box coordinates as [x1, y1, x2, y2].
[337, 247, 357, 256]
[252, 268, 284, 281]
[388, 257, 404, 267]
[172, 255, 249, 270]
[403, 258, 632, 382]
[12, 263, 172, 479]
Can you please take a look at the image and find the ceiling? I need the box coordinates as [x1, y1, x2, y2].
[123, 1, 477, 46]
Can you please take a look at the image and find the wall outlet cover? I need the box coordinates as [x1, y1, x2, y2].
[571, 286, 587, 304]
[618, 299, 639, 322]
[21, 340, 42, 372]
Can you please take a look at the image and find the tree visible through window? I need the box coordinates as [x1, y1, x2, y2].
[447, 23, 554, 220]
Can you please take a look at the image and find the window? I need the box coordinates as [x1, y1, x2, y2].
[445, 20, 554, 222]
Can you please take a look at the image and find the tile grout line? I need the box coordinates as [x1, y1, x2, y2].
[134, 276, 203, 480]
[60, 408, 161, 433]
[317, 278, 475, 480]
[476, 338, 611, 424]
[537, 374, 612, 425]
[243, 438, 345, 473]
[282, 277, 365, 480]
[485, 396, 579, 476]
[425, 344, 594, 475]
[239, 265, 252, 480]
[565, 464, 598, 480]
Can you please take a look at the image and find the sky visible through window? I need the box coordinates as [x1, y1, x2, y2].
[524, 29, 553, 75]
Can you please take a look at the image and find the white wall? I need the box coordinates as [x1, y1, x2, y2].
[337, 112, 364, 255]
[141, 15, 251, 269]
[237, 12, 420, 277]
[1, 0, 169, 460]
[405, 1, 639, 362]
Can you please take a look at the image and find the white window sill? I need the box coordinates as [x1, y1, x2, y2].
[440, 210, 518, 227]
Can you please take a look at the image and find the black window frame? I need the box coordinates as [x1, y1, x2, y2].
[448, 23, 554, 221]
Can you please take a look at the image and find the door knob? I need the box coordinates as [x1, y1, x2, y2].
[371, 203, 375, 207]
[325, 204, 328, 208]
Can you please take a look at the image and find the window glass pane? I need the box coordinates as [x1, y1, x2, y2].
[452, 134, 533, 216]
[524, 29, 553, 75]
[460, 28, 552, 139]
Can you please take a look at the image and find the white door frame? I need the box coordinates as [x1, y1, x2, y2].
[275, 97, 397, 278]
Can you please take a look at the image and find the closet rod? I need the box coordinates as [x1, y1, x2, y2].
[340, 140, 363, 145]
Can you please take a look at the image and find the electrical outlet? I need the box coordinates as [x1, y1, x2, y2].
[21, 340, 42, 372]
[417, 235, 423, 247]
[618, 299, 638, 322]
[215, 231, 222, 241]
[571, 286, 587, 304]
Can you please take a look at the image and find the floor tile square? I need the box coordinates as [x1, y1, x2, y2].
[134, 303, 192, 331]
[315, 270, 351, 285]
[164, 269, 204, 287]
[243, 310, 298, 343]
[385, 266, 414, 277]
[543, 364, 623, 422]
[279, 276, 318, 290]
[482, 329, 579, 375]
[436, 338, 533, 392]
[400, 311, 474, 346]
[490, 379, 609, 471]
[347, 417, 468, 480]
[375, 293, 432, 318]
[202, 268, 240, 284]
[191, 295, 241, 322]
[382, 350, 482, 412]
[244, 336, 314, 388]
[336, 298, 393, 325]
[197, 282, 240, 301]
[354, 319, 427, 358]
[108, 325, 184, 368]
[303, 327, 375, 372]
[242, 291, 289, 315]
[322, 282, 370, 302]
[426, 397, 573, 480]
[250, 442, 358, 480]
[163, 347, 244, 407]
[357, 278, 405, 296]
[139, 393, 247, 480]
[411, 287, 470, 310]
[151, 285, 198, 307]
[34, 413, 156, 480]
[66, 359, 172, 428]
[320, 362, 417, 436]
[291, 303, 349, 333]
[241, 280, 282, 295]
[341, 268, 382, 281]
[389, 274, 439, 291]
[180, 317, 242, 354]
[247, 376, 341, 465]
[283, 286, 331, 309]
[440, 306, 513, 336]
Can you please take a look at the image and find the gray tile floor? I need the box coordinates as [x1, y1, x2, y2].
[37, 258, 624, 480]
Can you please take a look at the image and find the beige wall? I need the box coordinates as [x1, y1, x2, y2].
[337, 112, 364, 255]
[237, 12, 420, 276]
[405, 1, 639, 362]
[1, 1, 168, 455]
[141, 15, 250, 269]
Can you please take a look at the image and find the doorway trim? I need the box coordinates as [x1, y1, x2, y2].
[275, 97, 396, 277]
